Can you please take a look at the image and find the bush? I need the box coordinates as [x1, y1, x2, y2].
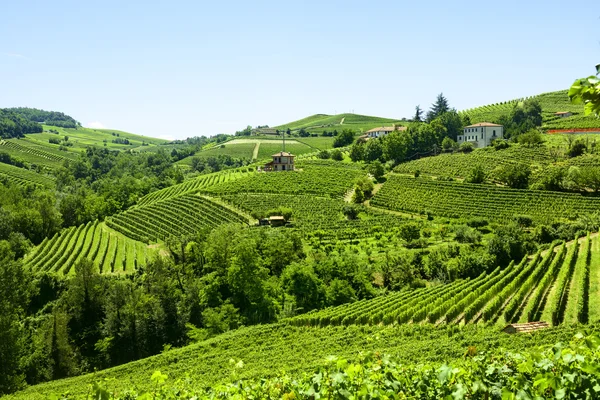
[466, 165, 486, 183]
[317, 150, 330, 159]
[366, 161, 384, 180]
[352, 188, 364, 204]
[453, 225, 482, 244]
[466, 217, 489, 228]
[459, 142, 474, 153]
[342, 204, 359, 220]
[514, 215, 533, 227]
[399, 223, 421, 242]
[330, 149, 343, 161]
[492, 139, 509, 150]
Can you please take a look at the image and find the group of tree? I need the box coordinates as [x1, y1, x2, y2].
[0, 109, 43, 138]
[7, 107, 80, 129]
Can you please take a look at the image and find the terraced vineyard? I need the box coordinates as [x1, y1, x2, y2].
[0, 139, 72, 168]
[0, 162, 55, 188]
[371, 174, 600, 222]
[107, 194, 249, 242]
[204, 163, 365, 198]
[25, 221, 156, 275]
[291, 236, 597, 327]
[221, 193, 407, 241]
[394, 145, 553, 178]
[138, 167, 256, 206]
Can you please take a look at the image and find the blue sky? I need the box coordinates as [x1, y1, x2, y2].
[1, 0, 598, 140]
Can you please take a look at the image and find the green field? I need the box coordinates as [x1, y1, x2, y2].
[371, 174, 600, 222]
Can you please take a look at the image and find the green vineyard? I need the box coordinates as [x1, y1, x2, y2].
[371, 174, 600, 222]
[222, 193, 407, 241]
[106, 194, 249, 242]
[137, 167, 256, 206]
[0, 139, 73, 168]
[394, 145, 553, 178]
[204, 162, 365, 198]
[25, 220, 156, 275]
[291, 235, 597, 327]
[0, 162, 55, 188]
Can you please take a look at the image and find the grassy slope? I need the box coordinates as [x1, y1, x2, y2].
[5, 322, 589, 400]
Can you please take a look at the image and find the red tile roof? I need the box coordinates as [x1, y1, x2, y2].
[465, 122, 503, 128]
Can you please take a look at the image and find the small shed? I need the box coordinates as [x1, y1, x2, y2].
[269, 216, 286, 227]
[555, 111, 572, 118]
[503, 321, 549, 334]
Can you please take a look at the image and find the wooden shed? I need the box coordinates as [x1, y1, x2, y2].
[503, 321, 549, 334]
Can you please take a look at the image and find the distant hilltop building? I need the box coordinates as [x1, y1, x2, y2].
[252, 128, 279, 135]
[554, 111, 572, 118]
[457, 122, 503, 148]
[264, 151, 295, 171]
[365, 125, 407, 139]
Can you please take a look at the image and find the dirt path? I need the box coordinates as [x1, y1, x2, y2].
[340, 117, 345, 125]
[252, 142, 260, 160]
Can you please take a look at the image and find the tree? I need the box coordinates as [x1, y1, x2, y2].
[349, 142, 365, 162]
[398, 223, 421, 242]
[355, 177, 374, 198]
[426, 93, 450, 122]
[567, 139, 587, 158]
[466, 165, 486, 184]
[326, 279, 357, 306]
[330, 149, 343, 161]
[569, 64, 600, 116]
[333, 129, 355, 148]
[441, 137, 458, 152]
[317, 150, 330, 159]
[496, 163, 531, 189]
[366, 160, 384, 180]
[413, 105, 423, 122]
[363, 139, 383, 162]
[518, 129, 543, 147]
[382, 130, 413, 164]
[281, 263, 325, 312]
[436, 110, 463, 141]
[343, 204, 360, 220]
[459, 142, 474, 153]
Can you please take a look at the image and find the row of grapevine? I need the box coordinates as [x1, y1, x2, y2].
[371, 174, 600, 222]
[137, 167, 256, 206]
[0, 139, 70, 168]
[394, 145, 553, 178]
[550, 235, 581, 325]
[290, 236, 600, 328]
[25, 221, 155, 275]
[107, 194, 249, 243]
[0, 162, 55, 187]
[203, 164, 366, 198]
[221, 193, 409, 241]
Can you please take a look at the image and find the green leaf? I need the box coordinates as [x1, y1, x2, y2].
[555, 388, 566, 399]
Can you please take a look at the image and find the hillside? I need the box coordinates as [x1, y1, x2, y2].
[274, 112, 406, 134]
[461, 90, 600, 131]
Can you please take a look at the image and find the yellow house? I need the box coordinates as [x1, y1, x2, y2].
[264, 151, 295, 171]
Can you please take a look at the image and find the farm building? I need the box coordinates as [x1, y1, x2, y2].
[555, 111, 572, 118]
[268, 216, 286, 226]
[264, 151, 295, 171]
[365, 125, 407, 138]
[457, 122, 503, 148]
[502, 321, 549, 334]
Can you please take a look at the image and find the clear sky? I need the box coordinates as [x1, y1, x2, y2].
[1, 0, 598, 140]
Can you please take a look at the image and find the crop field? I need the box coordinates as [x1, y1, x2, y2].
[106, 194, 249, 243]
[295, 136, 336, 149]
[394, 144, 554, 178]
[291, 236, 597, 327]
[203, 163, 366, 198]
[8, 319, 589, 400]
[221, 193, 408, 241]
[137, 167, 256, 206]
[181, 142, 256, 161]
[25, 221, 156, 275]
[371, 174, 600, 222]
[0, 162, 55, 188]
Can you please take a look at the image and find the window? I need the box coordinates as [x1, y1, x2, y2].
[493, 130, 496, 136]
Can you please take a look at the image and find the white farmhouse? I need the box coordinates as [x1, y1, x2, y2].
[457, 122, 503, 148]
[365, 125, 407, 139]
